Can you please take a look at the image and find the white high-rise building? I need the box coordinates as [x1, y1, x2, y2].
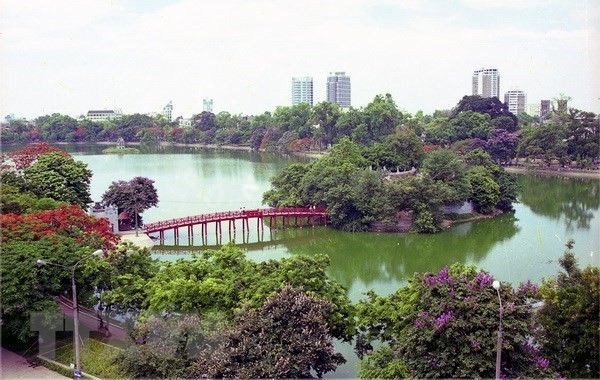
[326, 72, 351, 108]
[203, 98, 213, 113]
[472, 68, 500, 98]
[163, 101, 173, 122]
[504, 89, 527, 115]
[291, 77, 313, 106]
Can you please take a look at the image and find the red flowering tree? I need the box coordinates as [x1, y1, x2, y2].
[6, 142, 68, 171]
[356, 264, 554, 378]
[1, 204, 119, 249]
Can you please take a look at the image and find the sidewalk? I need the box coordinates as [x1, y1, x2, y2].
[1, 347, 68, 379]
[117, 230, 155, 249]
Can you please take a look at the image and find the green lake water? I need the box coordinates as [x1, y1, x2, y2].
[67, 145, 598, 377]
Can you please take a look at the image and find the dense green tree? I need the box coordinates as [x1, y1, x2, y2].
[310, 101, 342, 146]
[0, 184, 62, 214]
[142, 245, 355, 342]
[192, 111, 216, 131]
[384, 130, 426, 169]
[0, 119, 32, 144]
[23, 152, 93, 208]
[34, 113, 79, 142]
[336, 107, 366, 142]
[194, 287, 345, 379]
[386, 176, 456, 233]
[491, 115, 519, 132]
[467, 166, 500, 214]
[356, 264, 554, 378]
[103, 114, 155, 142]
[421, 149, 471, 204]
[95, 243, 160, 314]
[362, 143, 405, 170]
[363, 94, 402, 142]
[537, 245, 600, 378]
[451, 95, 517, 126]
[463, 149, 519, 212]
[518, 125, 568, 164]
[450, 110, 493, 140]
[262, 163, 311, 207]
[101, 177, 159, 235]
[565, 109, 600, 162]
[401, 110, 430, 136]
[249, 111, 273, 130]
[273, 103, 311, 133]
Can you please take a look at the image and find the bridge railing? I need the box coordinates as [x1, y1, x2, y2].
[144, 207, 326, 232]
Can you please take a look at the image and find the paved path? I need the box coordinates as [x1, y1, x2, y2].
[1, 347, 68, 379]
[56, 296, 128, 342]
[117, 230, 155, 249]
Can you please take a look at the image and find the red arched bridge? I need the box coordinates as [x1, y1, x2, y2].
[144, 207, 327, 241]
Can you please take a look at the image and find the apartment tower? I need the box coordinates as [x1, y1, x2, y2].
[326, 72, 351, 108]
[203, 98, 213, 113]
[291, 77, 314, 106]
[504, 89, 527, 115]
[472, 68, 500, 98]
[163, 101, 173, 122]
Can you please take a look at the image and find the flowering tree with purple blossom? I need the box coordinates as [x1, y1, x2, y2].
[356, 264, 555, 378]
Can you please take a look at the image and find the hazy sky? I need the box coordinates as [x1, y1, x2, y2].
[1, 0, 599, 120]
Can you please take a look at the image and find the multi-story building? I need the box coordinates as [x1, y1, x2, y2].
[86, 109, 123, 122]
[326, 72, 351, 108]
[291, 77, 314, 106]
[203, 98, 213, 113]
[163, 101, 173, 122]
[504, 89, 527, 115]
[527, 103, 541, 117]
[472, 68, 500, 98]
[540, 100, 550, 120]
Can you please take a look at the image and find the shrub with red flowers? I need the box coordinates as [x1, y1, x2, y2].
[356, 264, 555, 378]
[1, 205, 119, 250]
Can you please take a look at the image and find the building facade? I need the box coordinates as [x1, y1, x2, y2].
[163, 101, 173, 122]
[203, 98, 213, 113]
[291, 77, 314, 106]
[326, 72, 351, 108]
[504, 89, 527, 115]
[472, 68, 500, 98]
[527, 103, 541, 117]
[86, 109, 123, 122]
[540, 100, 550, 120]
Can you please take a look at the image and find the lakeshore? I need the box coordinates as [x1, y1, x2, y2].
[505, 166, 600, 179]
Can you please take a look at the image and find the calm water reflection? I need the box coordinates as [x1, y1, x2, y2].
[67, 146, 599, 298]
[64, 146, 599, 378]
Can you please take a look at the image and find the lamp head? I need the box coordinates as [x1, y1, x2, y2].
[92, 249, 104, 257]
[492, 280, 500, 290]
[36, 259, 47, 266]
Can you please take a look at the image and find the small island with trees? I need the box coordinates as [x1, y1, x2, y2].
[263, 136, 518, 233]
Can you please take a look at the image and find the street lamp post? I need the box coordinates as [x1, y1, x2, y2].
[36, 249, 103, 377]
[492, 280, 503, 380]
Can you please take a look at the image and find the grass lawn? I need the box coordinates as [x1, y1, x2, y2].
[52, 336, 127, 379]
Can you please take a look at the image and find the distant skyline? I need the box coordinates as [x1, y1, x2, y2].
[1, 0, 598, 119]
